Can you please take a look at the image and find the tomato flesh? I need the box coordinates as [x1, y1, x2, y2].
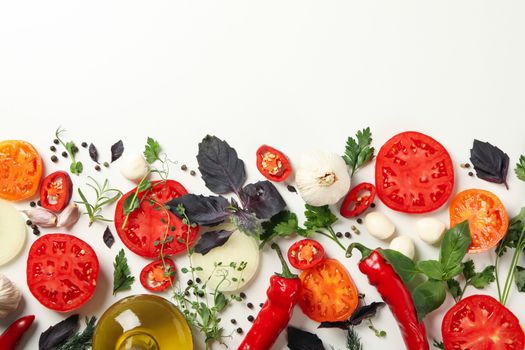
[114, 180, 199, 258]
[140, 258, 176, 292]
[442, 295, 524, 350]
[40, 171, 73, 212]
[450, 189, 508, 253]
[288, 239, 325, 270]
[340, 182, 376, 218]
[0, 140, 43, 201]
[256, 145, 291, 182]
[375, 131, 454, 213]
[26, 234, 99, 312]
[299, 259, 358, 322]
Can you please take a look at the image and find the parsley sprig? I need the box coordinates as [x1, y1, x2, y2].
[446, 260, 495, 302]
[515, 155, 525, 181]
[112, 249, 135, 295]
[55, 127, 83, 175]
[343, 127, 375, 176]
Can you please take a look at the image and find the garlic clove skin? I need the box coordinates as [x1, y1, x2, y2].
[295, 151, 351, 206]
[57, 203, 80, 228]
[416, 218, 446, 245]
[389, 236, 416, 259]
[120, 154, 150, 182]
[0, 274, 21, 319]
[22, 208, 57, 228]
[364, 212, 396, 240]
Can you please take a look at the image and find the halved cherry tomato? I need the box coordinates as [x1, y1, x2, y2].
[449, 189, 508, 253]
[299, 258, 358, 322]
[0, 140, 43, 201]
[375, 131, 454, 213]
[140, 258, 176, 292]
[114, 180, 199, 258]
[340, 182, 376, 218]
[442, 295, 524, 350]
[256, 145, 292, 182]
[287, 239, 325, 270]
[26, 234, 99, 312]
[40, 171, 73, 212]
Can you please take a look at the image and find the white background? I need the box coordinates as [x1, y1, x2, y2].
[1, 1, 525, 349]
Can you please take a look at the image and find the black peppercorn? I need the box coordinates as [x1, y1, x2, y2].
[287, 185, 297, 193]
[344, 232, 351, 238]
[247, 315, 254, 322]
[336, 232, 343, 238]
[259, 303, 264, 308]
[187, 279, 193, 286]
[26, 220, 32, 226]
[357, 218, 363, 224]
[236, 328, 243, 334]
[81, 142, 88, 148]
[190, 170, 196, 176]
[51, 155, 58, 163]
[33, 228, 40, 236]
[37, 200, 41, 206]
[371, 203, 376, 208]
[53, 139, 59, 145]
[184, 291, 190, 297]
[95, 165, 101, 171]
[31, 224, 37, 230]
[181, 164, 188, 171]
[61, 151, 68, 158]
[231, 319, 237, 325]
[240, 292, 246, 299]
[197, 291, 205, 297]
[196, 277, 201, 284]
[30, 201, 36, 207]
[247, 302, 253, 309]
[468, 171, 474, 177]
[50, 145, 56, 152]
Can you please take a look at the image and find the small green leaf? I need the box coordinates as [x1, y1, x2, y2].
[462, 260, 476, 280]
[343, 127, 375, 175]
[123, 195, 140, 215]
[304, 205, 337, 230]
[417, 260, 444, 281]
[469, 265, 495, 289]
[515, 155, 525, 181]
[380, 249, 419, 285]
[412, 280, 446, 320]
[259, 211, 300, 248]
[440, 221, 471, 280]
[514, 266, 525, 292]
[214, 292, 228, 312]
[113, 249, 135, 295]
[446, 279, 461, 300]
[144, 137, 161, 164]
[70, 161, 83, 175]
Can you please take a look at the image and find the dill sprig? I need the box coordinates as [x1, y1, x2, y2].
[347, 327, 363, 350]
[77, 176, 122, 226]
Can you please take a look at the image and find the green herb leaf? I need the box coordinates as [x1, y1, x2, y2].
[259, 211, 300, 248]
[515, 155, 525, 181]
[123, 194, 141, 215]
[144, 137, 161, 164]
[346, 327, 363, 350]
[380, 249, 419, 285]
[343, 127, 375, 175]
[469, 265, 496, 289]
[514, 266, 525, 292]
[57, 316, 97, 350]
[304, 204, 337, 230]
[446, 279, 461, 300]
[439, 221, 471, 280]
[113, 249, 135, 295]
[412, 280, 446, 320]
[417, 260, 444, 281]
[214, 292, 228, 312]
[462, 259, 476, 280]
[433, 340, 445, 350]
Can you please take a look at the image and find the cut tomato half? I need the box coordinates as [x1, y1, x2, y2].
[140, 258, 176, 292]
[256, 145, 292, 182]
[40, 171, 73, 212]
[287, 239, 325, 270]
[340, 182, 376, 218]
[114, 180, 199, 258]
[375, 131, 454, 213]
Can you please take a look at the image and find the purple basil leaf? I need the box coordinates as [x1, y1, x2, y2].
[470, 139, 509, 189]
[194, 230, 233, 255]
[103, 226, 115, 248]
[230, 210, 262, 236]
[39, 314, 79, 350]
[197, 135, 246, 195]
[317, 321, 350, 330]
[167, 194, 230, 226]
[240, 180, 286, 219]
[348, 301, 385, 325]
[89, 143, 99, 164]
[287, 326, 325, 350]
[110, 140, 124, 163]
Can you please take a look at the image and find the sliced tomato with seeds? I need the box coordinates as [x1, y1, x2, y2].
[114, 180, 199, 259]
[256, 145, 292, 182]
[26, 234, 99, 312]
[287, 239, 325, 270]
[140, 258, 176, 292]
[299, 259, 358, 322]
[449, 189, 508, 253]
[40, 171, 73, 212]
[340, 182, 376, 218]
[442, 295, 524, 350]
[375, 131, 454, 213]
[0, 140, 43, 201]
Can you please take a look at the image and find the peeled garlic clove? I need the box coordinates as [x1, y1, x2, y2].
[0, 274, 21, 319]
[364, 212, 396, 240]
[416, 218, 446, 244]
[23, 208, 57, 228]
[120, 154, 150, 182]
[389, 236, 415, 259]
[57, 203, 80, 228]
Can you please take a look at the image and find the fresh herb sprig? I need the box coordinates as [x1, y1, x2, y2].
[113, 249, 135, 295]
[433, 340, 445, 349]
[77, 177, 122, 226]
[56, 316, 97, 350]
[446, 260, 495, 302]
[343, 127, 375, 176]
[346, 328, 363, 350]
[515, 155, 525, 181]
[55, 127, 83, 175]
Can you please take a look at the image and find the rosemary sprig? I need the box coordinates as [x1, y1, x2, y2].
[55, 127, 83, 175]
[57, 316, 97, 350]
[77, 177, 122, 226]
[346, 327, 363, 350]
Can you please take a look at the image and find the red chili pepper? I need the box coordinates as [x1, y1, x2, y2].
[255, 145, 292, 182]
[347, 243, 429, 350]
[40, 171, 73, 212]
[238, 243, 301, 350]
[0, 315, 35, 350]
[340, 182, 376, 218]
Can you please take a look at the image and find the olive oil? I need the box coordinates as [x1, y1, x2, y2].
[93, 294, 193, 350]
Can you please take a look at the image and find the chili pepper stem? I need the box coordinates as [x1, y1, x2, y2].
[271, 243, 297, 279]
[346, 242, 372, 260]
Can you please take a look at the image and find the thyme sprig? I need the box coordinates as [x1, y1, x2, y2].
[77, 177, 122, 226]
[55, 127, 83, 175]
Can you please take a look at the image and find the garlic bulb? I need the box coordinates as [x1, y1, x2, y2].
[295, 151, 351, 206]
[57, 203, 80, 227]
[120, 154, 150, 182]
[0, 274, 21, 319]
[23, 208, 57, 227]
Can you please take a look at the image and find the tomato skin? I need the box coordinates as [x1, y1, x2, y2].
[449, 189, 508, 253]
[299, 259, 358, 322]
[375, 131, 454, 214]
[140, 258, 176, 292]
[340, 182, 376, 218]
[287, 239, 325, 270]
[40, 171, 73, 212]
[114, 180, 199, 259]
[256, 145, 292, 182]
[442, 295, 524, 350]
[26, 234, 99, 312]
[0, 140, 43, 201]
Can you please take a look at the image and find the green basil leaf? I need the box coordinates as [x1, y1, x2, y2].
[417, 260, 444, 281]
[440, 221, 471, 279]
[412, 280, 446, 320]
[515, 266, 525, 292]
[380, 249, 418, 285]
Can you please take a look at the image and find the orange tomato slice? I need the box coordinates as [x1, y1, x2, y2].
[449, 189, 508, 253]
[0, 140, 43, 201]
[299, 258, 358, 322]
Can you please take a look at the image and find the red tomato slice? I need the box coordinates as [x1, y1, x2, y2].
[256, 145, 292, 182]
[114, 180, 199, 258]
[442, 295, 524, 350]
[140, 258, 176, 292]
[26, 234, 99, 312]
[340, 182, 376, 218]
[375, 131, 454, 213]
[287, 239, 325, 270]
[40, 171, 73, 212]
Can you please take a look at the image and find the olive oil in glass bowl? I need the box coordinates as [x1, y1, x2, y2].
[93, 294, 193, 350]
